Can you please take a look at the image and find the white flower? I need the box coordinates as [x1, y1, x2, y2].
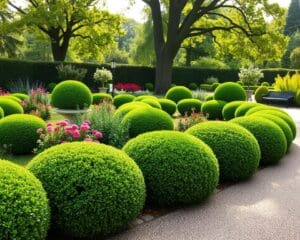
[238, 64, 264, 86]
[93, 67, 113, 87]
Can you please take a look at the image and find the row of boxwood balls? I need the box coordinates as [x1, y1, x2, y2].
[0, 81, 297, 239]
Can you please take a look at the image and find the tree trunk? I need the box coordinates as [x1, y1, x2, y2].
[51, 40, 68, 61]
[185, 46, 192, 67]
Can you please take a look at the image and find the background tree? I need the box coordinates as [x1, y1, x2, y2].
[290, 47, 300, 69]
[141, 0, 287, 94]
[284, 0, 300, 36]
[282, 30, 300, 67]
[7, 0, 122, 61]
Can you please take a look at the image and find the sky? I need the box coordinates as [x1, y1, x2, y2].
[105, 0, 291, 22]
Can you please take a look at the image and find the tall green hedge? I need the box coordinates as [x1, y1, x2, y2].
[0, 59, 297, 90]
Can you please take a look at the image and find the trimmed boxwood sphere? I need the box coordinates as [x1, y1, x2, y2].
[245, 105, 287, 116]
[0, 98, 24, 116]
[0, 160, 50, 240]
[214, 82, 247, 102]
[141, 98, 161, 109]
[0, 114, 46, 154]
[27, 142, 145, 238]
[12, 93, 29, 101]
[123, 108, 174, 138]
[234, 102, 261, 117]
[0, 107, 4, 119]
[188, 82, 198, 90]
[158, 99, 177, 116]
[92, 93, 112, 104]
[255, 86, 269, 103]
[2, 95, 22, 103]
[134, 95, 158, 102]
[261, 82, 270, 87]
[51, 80, 92, 109]
[201, 100, 227, 120]
[205, 94, 214, 101]
[113, 94, 135, 108]
[222, 101, 245, 120]
[230, 116, 287, 165]
[123, 131, 219, 207]
[253, 113, 293, 150]
[114, 102, 150, 118]
[186, 122, 260, 182]
[165, 86, 193, 103]
[177, 98, 202, 116]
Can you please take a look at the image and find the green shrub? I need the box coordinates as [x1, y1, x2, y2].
[177, 99, 202, 116]
[214, 82, 247, 102]
[206, 76, 219, 84]
[186, 122, 260, 182]
[113, 94, 135, 108]
[11, 93, 29, 101]
[234, 102, 261, 117]
[230, 116, 287, 165]
[0, 98, 24, 116]
[1, 95, 21, 103]
[92, 93, 113, 104]
[134, 95, 158, 102]
[201, 100, 227, 120]
[145, 82, 154, 91]
[47, 82, 57, 92]
[252, 113, 293, 150]
[242, 85, 260, 91]
[0, 160, 50, 240]
[0, 107, 4, 119]
[0, 114, 46, 154]
[141, 98, 161, 109]
[27, 142, 145, 238]
[165, 86, 193, 103]
[188, 82, 198, 90]
[114, 102, 150, 118]
[158, 99, 177, 116]
[236, 80, 244, 86]
[51, 80, 92, 109]
[261, 82, 270, 87]
[295, 90, 300, 106]
[245, 105, 286, 116]
[222, 101, 245, 120]
[199, 84, 214, 91]
[205, 94, 214, 101]
[123, 131, 219, 207]
[123, 108, 174, 138]
[170, 83, 177, 88]
[212, 82, 220, 91]
[255, 86, 269, 103]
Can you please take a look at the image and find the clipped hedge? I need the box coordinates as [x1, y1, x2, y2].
[214, 82, 247, 102]
[12, 93, 29, 101]
[123, 131, 219, 207]
[255, 86, 269, 103]
[201, 100, 227, 120]
[0, 114, 46, 154]
[158, 99, 177, 116]
[51, 80, 92, 109]
[113, 94, 135, 108]
[230, 116, 287, 165]
[234, 102, 261, 117]
[92, 93, 113, 104]
[0, 160, 50, 240]
[245, 105, 287, 116]
[122, 108, 174, 138]
[0, 98, 24, 116]
[165, 86, 193, 103]
[27, 142, 145, 238]
[177, 99, 202, 116]
[222, 101, 245, 120]
[186, 122, 260, 182]
[134, 95, 158, 102]
[205, 94, 214, 101]
[113, 102, 150, 118]
[141, 98, 161, 109]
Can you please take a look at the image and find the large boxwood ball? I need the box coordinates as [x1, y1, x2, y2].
[255, 86, 269, 103]
[123, 131, 219, 207]
[186, 122, 260, 182]
[230, 116, 287, 165]
[51, 80, 92, 109]
[134, 95, 158, 102]
[0, 160, 50, 240]
[27, 142, 145, 238]
[234, 102, 261, 117]
[205, 94, 214, 101]
[92, 93, 112, 104]
[222, 101, 245, 120]
[158, 99, 177, 116]
[141, 98, 161, 109]
[2, 95, 22, 103]
[0, 107, 3, 119]
[0, 114, 46, 154]
[12, 93, 29, 101]
[0, 98, 24, 116]
[177, 99, 202, 116]
[122, 108, 174, 138]
[201, 100, 227, 120]
[214, 82, 247, 102]
[114, 102, 150, 118]
[113, 94, 135, 108]
[245, 105, 287, 116]
[165, 86, 193, 103]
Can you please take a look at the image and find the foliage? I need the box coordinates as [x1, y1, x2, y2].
[0, 107, 3, 119]
[27, 142, 145, 238]
[206, 77, 219, 84]
[11, 93, 29, 100]
[113, 94, 135, 108]
[296, 90, 300, 106]
[274, 72, 300, 93]
[0, 114, 46, 155]
[235, 103, 261, 117]
[114, 83, 142, 92]
[158, 99, 177, 116]
[165, 86, 193, 103]
[239, 65, 264, 87]
[255, 86, 269, 103]
[188, 82, 198, 90]
[201, 100, 227, 120]
[199, 84, 214, 91]
[92, 93, 113, 105]
[261, 82, 270, 87]
[47, 82, 57, 92]
[56, 64, 88, 81]
[290, 47, 300, 69]
[186, 122, 260, 182]
[141, 98, 161, 109]
[177, 99, 202, 116]
[122, 107, 174, 138]
[123, 131, 219, 207]
[214, 82, 247, 102]
[222, 101, 245, 121]
[113, 102, 151, 118]
[0, 160, 50, 240]
[94, 67, 113, 87]
[145, 83, 154, 91]
[205, 94, 214, 101]
[191, 57, 229, 69]
[282, 30, 300, 67]
[230, 116, 287, 165]
[134, 95, 157, 101]
[176, 110, 208, 131]
[4, 78, 45, 94]
[284, 0, 300, 36]
[0, 98, 24, 116]
[51, 80, 92, 110]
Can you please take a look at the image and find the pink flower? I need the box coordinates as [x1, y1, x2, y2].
[72, 130, 81, 139]
[71, 124, 79, 131]
[83, 120, 91, 125]
[46, 126, 53, 133]
[36, 128, 43, 134]
[40, 134, 45, 139]
[92, 130, 103, 138]
[80, 124, 90, 131]
[56, 120, 68, 127]
[84, 137, 93, 142]
[47, 122, 53, 127]
[93, 140, 100, 143]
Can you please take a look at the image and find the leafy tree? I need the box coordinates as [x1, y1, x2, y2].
[282, 30, 300, 67]
[141, 0, 287, 94]
[284, 0, 300, 36]
[7, 0, 122, 61]
[290, 47, 300, 69]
